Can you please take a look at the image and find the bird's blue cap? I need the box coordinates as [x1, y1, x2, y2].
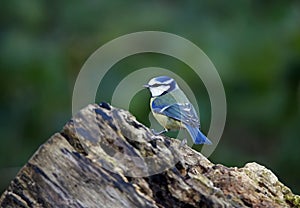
[154, 76, 173, 83]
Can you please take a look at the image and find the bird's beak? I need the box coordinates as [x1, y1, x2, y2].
[143, 84, 150, 88]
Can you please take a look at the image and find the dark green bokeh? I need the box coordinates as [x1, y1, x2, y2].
[0, 0, 299, 194]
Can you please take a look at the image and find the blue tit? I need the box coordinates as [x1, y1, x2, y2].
[144, 76, 212, 145]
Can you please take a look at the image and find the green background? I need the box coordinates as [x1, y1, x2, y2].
[0, 0, 299, 194]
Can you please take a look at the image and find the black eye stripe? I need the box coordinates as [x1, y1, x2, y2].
[151, 83, 171, 87]
[151, 84, 160, 87]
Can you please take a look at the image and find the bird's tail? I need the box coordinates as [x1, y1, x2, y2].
[185, 125, 212, 145]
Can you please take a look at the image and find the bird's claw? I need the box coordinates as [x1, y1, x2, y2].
[151, 129, 167, 136]
[179, 138, 187, 148]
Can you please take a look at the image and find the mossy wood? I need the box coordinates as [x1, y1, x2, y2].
[0, 104, 299, 207]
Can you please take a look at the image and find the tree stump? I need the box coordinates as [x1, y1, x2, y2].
[0, 103, 299, 208]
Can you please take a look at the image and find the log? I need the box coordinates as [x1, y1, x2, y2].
[0, 103, 299, 208]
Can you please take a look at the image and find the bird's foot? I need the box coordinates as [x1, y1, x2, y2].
[179, 138, 187, 148]
[151, 129, 167, 136]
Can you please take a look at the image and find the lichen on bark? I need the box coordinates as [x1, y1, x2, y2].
[0, 104, 299, 208]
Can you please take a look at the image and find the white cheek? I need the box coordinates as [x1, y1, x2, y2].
[150, 86, 170, 96]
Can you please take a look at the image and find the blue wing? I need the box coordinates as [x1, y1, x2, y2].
[152, 100, 212, 145]
[152, 101, 199, 127]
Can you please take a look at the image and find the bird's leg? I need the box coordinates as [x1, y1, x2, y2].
[151, 128, 168, 136]
[149, 129, 168, 145]
[179, 138, 187, 148]
[179, 129, 188, 148]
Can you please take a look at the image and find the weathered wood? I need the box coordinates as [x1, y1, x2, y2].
[0, 103, 299, 208]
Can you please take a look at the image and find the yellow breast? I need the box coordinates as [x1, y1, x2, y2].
[152, 111, 182, 130]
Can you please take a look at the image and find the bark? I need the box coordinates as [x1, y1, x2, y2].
[0, 103, 299, 208]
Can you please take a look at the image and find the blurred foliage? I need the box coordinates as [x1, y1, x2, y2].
[0, 0, 299, 194]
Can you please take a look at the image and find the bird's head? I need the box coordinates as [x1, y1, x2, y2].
[144, 76, 178, 97]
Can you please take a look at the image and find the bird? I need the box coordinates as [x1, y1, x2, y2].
[144, 76, 212, 145]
